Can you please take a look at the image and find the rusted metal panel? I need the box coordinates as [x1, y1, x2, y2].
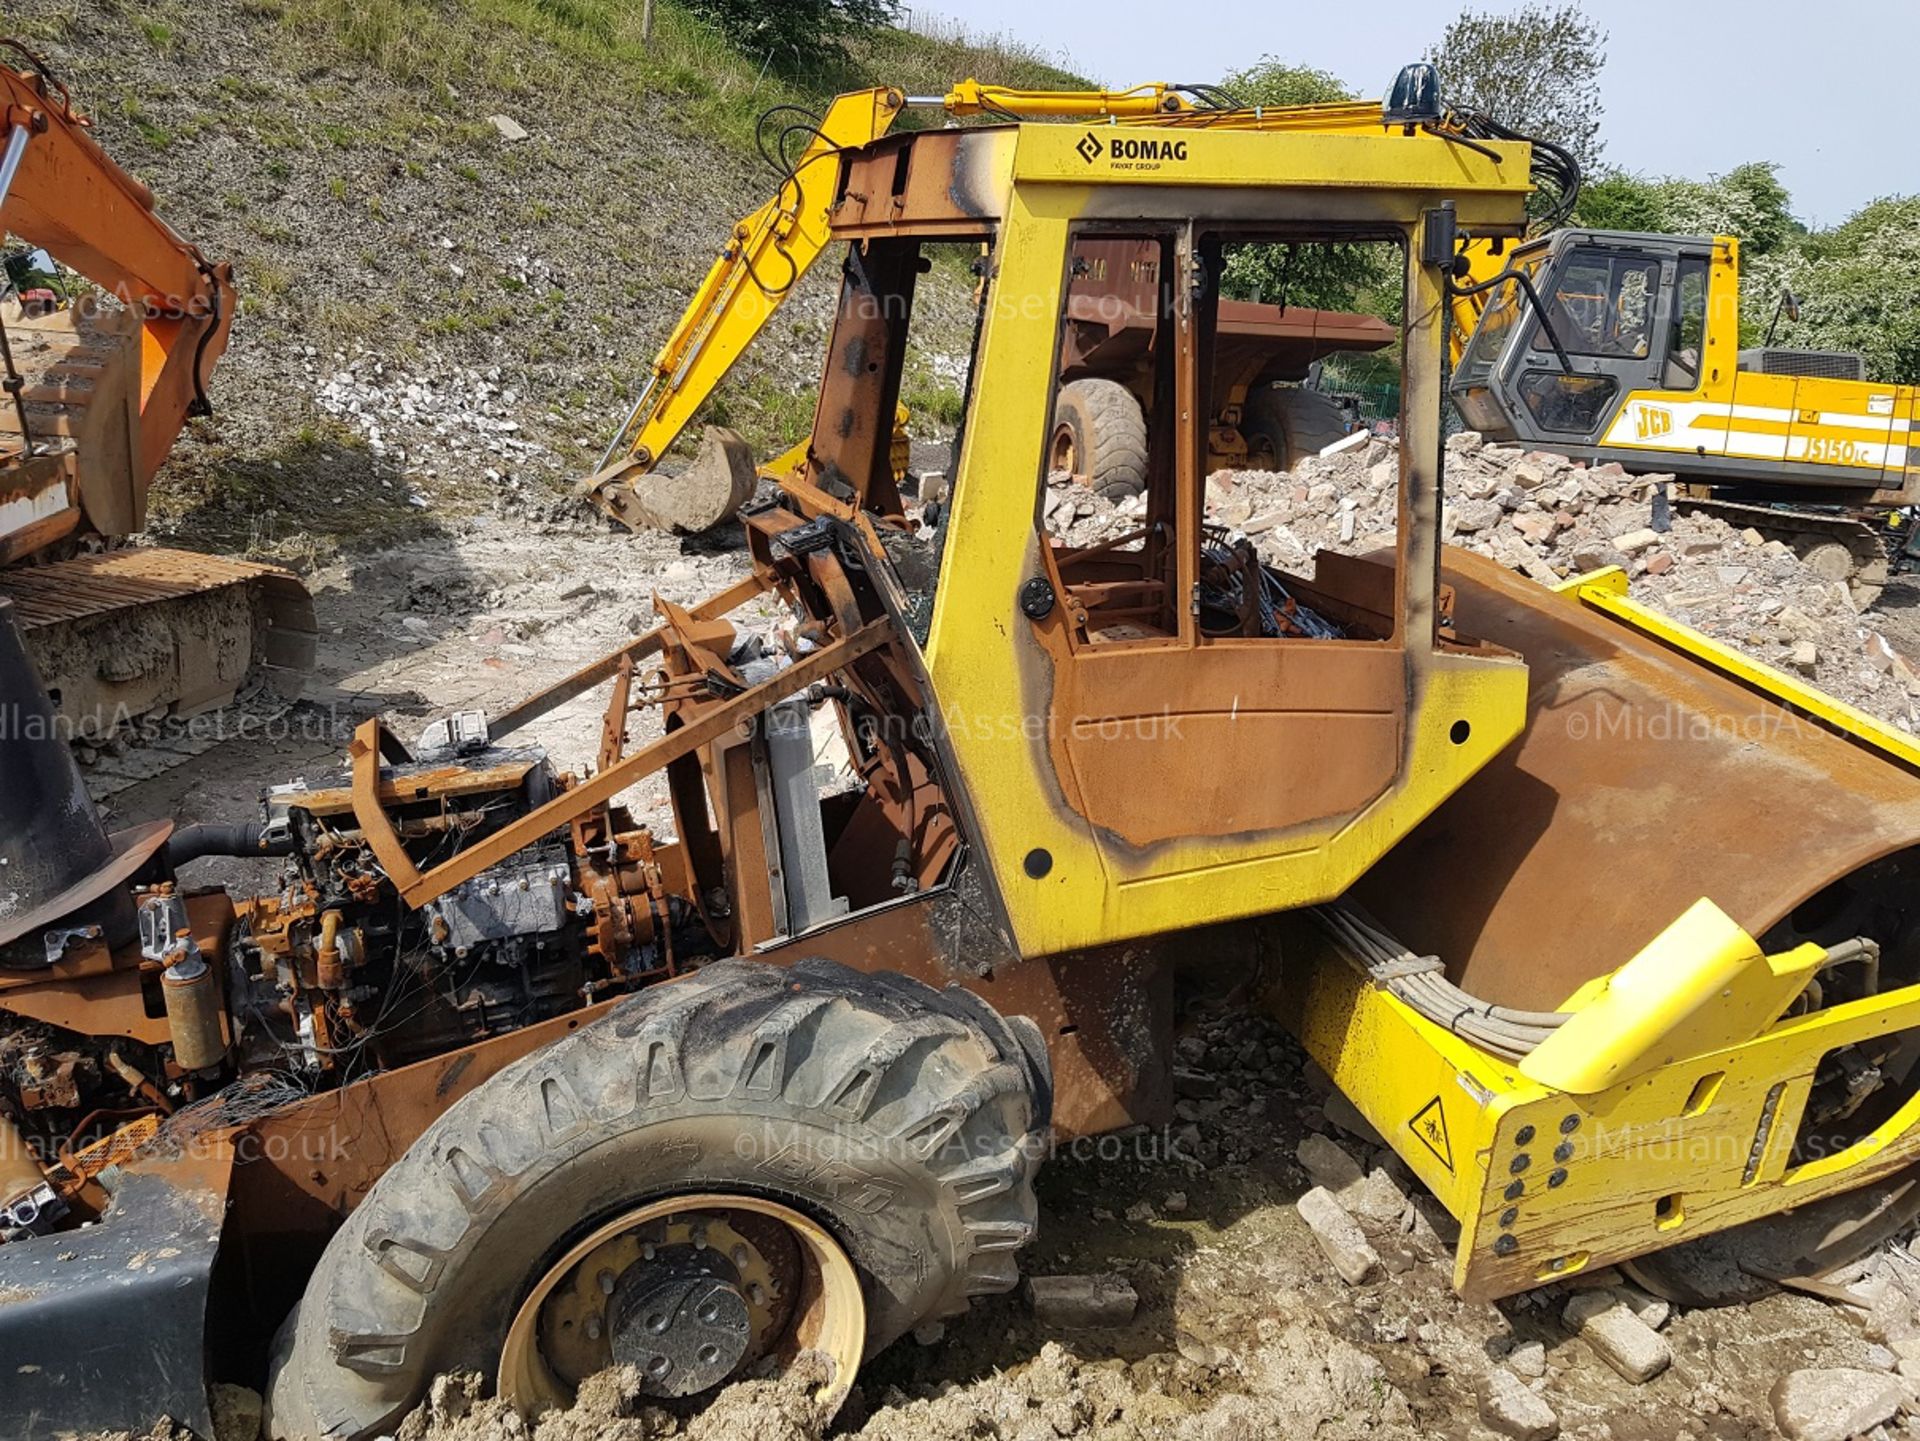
[1356, 548, 1920, 1011]
[831, 129, 1004, 237]
[0, 546, 299, 624]
[757, 895, 1170, 1141]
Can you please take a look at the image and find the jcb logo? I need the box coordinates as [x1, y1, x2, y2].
[1633, 405, 1673, 440]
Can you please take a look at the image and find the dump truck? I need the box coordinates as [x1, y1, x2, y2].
[1048, 235, 1392, 495]
[1450, 224, 1920, 604]
[0, 42, 315, 775]
[6, 65, 1920, 1440]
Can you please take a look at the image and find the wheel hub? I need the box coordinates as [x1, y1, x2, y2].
[535, 1212, 785, 1391]
[499, 1195, 865, 1418]
[609, 1252, 752, 1397]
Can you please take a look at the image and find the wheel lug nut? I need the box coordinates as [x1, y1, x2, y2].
[597, 1269, 616, 1296]
[585, 1317, 602, 1341]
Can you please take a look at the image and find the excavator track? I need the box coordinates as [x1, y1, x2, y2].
[1677, 495, 1893, 609]
[0, 547, 317, 796]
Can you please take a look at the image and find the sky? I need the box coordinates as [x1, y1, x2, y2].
[917, 0, 1915, 227]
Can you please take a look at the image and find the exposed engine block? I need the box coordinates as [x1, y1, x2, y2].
[232, 735, 717, 1078]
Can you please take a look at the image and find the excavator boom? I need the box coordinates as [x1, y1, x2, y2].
[1, 49, 234, 492]
[582, 79, 1215, 532]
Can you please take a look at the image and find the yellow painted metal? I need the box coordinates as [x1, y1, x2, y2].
[1263, 583, 1920, 1299]
[593, 74, 1341, 512]
[594, 87, 905, 490]
[918, 143, 1532, 959]
[1455, 230, 1918, 496]
[1013, 124, 1530, 207]
[939, 79, 1194, 119]
[1520, 899, 1825, 1093]
[1554, 566, 1920, 771]
[1275, 909, 1920, 1301]
[1594, 235, 1917, 494]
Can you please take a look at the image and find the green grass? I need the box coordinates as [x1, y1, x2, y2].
[266, 0, 1091, 159]
[118, 93, 174, 148]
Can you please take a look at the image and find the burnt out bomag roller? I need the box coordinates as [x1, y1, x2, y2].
[5, 67, 1920, 1439]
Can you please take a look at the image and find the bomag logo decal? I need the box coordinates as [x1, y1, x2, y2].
[1076, 132, 1188, 169]
[1633, 404, 1673, 440]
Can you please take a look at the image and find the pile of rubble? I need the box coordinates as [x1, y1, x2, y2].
[312, 351, 557, 481]
[1044, 432, 1920, 731]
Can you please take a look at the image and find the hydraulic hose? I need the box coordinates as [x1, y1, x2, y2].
[1312, 904, 1569, 1061]
[166, 822, 294, 868]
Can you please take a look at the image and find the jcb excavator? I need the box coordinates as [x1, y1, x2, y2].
[0, 41, 314, 779]
[1450, 225, 1919, 604]
[8, 62, 1920, 1441]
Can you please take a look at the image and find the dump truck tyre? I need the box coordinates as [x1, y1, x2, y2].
[263, 958, 1050, 1440]
[1244, 386, 1353, 469]
[1051, 378, 1148, 499]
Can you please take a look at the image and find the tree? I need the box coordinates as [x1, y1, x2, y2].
[1575, 163, 1797, 249]
[1215, 59, 1399, 317]
[1220, 58, 1350, 108]
[685, 0, 900, 74]
[1783, 196, 1920, 382]
[1426, 2, 1607, 169]
[1571, 171, 1665, 233]
[1655, 162, 1797, 256]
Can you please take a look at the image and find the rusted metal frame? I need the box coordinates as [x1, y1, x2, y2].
[806, 236, 918, 519]
[1172, 223, 1201, 645]
[488, 571, 770, 740]
[598, 655, 635, 771]
[349, 621, 895, 909]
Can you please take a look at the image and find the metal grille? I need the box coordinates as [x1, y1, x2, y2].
[1738, 347, 1868, 381]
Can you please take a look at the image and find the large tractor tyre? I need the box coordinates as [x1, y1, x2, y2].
[264, 958, 1051, 1440]
[1242, 386, 1355, 471]
[1049, 378, 1148, 500]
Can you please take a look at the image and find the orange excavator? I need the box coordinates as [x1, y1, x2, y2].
[0, 39, 313, 783]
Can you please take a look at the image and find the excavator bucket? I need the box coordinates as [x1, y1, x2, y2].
[582, 424, 756, 534]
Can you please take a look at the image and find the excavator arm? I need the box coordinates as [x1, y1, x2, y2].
[2, 46, 235, 505]
[581, 79, 1203, 531]
[0, 40, 312, 770]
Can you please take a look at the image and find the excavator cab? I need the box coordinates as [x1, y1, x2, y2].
[1451, 225, 1920, 603]
[1450, 228, 1715, 453]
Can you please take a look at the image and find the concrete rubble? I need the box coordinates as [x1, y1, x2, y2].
[1045, 430, 1920, 731]
[1770, 1367, 1905, 1441]
[1562, 1289, 1673, 1383]
[1024, 1273, 1140, 1329]
[1478, 1365, 1560, 1440]
[1295, 1184, 1382, 1284]
[312, 352, 555, 479]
